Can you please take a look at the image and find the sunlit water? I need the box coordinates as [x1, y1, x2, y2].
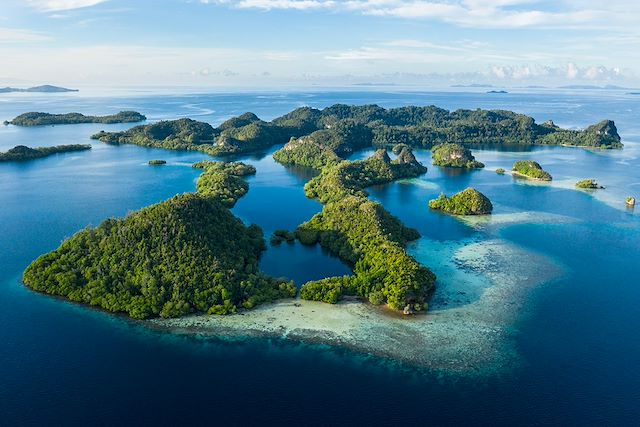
[1, 90, 639, 425]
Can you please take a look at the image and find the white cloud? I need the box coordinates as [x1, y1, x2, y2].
[489, 63, 629, 81]
[0, 27, 52, 43]
[26, 0, 108, 12]
[204, 0, 611, 28]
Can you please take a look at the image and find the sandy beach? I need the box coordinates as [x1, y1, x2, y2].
[152, 235, 563, 377]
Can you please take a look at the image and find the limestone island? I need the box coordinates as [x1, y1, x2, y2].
[431, 143, 484, 168]
[575, 179, 604, 189]
[0, 144, 91, 162]
[428, 188, 493, 215]
[496, 168, 506, 174]
[5, 111, 146, 126]
[512, 160, 552, 181]
[148, 159, 166, 166]
[90, 104, 622, 158]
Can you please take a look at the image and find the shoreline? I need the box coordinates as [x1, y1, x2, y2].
[151, 238, 564, 377]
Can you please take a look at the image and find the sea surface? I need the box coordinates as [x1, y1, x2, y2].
[1, 89, 639, 425]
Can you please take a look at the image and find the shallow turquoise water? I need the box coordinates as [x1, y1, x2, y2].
[1, 90, 639, 425]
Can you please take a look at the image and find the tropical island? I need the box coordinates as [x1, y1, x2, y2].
[90, 104, 623, 157]
[0, 85, 78, 93]
[512, 160, 553, 181]
[431, 143, 484, 168]
[428, 188, 493, 215]
[0, 144, 91, 162]
[5, 111, 146, 126]
[21, 104, 625, 321]
[23, 161, 296, 319]
[148, 159, 166, 165]
[576, 179, 603, 189]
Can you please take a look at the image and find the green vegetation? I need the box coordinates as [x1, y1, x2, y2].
[512, 160, 552, 181]
[270, 230, 295, 246]
[274, 138, 434, 312]
[90, 105, 621, 160]
[22, 160, 295, 319]
[431, 143, 484, 168]
[0, 144, 91, 162]
[92, 111, 312, 157]
[496, 168, 505, 174]
[537, 120, 622, 149]
[192, 161, 256, 207]
[7, 111, 145, 126]
[428, 188, 493, 215]
[576, 179, 603, 189]
[148, 159, 166, 165]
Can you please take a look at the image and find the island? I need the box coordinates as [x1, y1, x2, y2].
[270, 230, 295, 246]
[431, 143, 484, 168]
[0, 85, 78, 93]
[0, 144, 91, 162]
[512, 160, 553, 181]
[19, 104, 625, 321]
[273, 138, 434, 313]
[496, 168, 506, 174]
[428, 188, 493, 215]
[90, 104, 623, 157]
[487, 90, 508, 94]
[22, 161, 296, 319]
[5, 111, 146, 126]
[148, 160, 166, 166]
[576, 179, 603, 189]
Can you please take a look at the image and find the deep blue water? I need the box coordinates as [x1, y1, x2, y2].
[1, 90, 639, 426]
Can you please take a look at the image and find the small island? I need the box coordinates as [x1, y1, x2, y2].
[576, 179, 604, 189]
[0, 144, 91, 162]
[431, 143, 484, 168]
[148, 160, 166, 166]
[428, 188, 493, 215]
[5, 111, 146, 126]
[496, 168, 506, 174]
[270, 230, 295, 246]
[512, 160, 552, 181]
[487, 90, 508, 94]
[0, 85, 78, 94]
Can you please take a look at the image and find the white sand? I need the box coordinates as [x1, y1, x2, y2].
[151, 238, 562, 377]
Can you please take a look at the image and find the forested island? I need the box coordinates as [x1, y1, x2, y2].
[23, 161, 296, 319]
[273, 136, 435, 313]
[21, 103, 626, 320]
[5, 111, 146, 126]
[576, 179, 603, 189]
[431, 143, 484, 168]
[512, 160, 553, 181]
[90, 104, 622, 157]
[428, 188, 493, 215]
[0, 144, 91, 162]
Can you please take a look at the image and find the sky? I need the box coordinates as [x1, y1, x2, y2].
[1, 0, 639, 88]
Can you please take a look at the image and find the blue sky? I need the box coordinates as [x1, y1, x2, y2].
[1, 0, 639, 87]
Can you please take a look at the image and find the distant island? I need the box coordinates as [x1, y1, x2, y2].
[428, 188, 493, 215]
[487, 90, 508, 94]
[148, 159, 166, 165]
[5, 111, 146, 126]
[0, 144, 91, 162]
[0, 85, 78, 93]
[91, 104, 623, 157]
[512, 160, 552, 181]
